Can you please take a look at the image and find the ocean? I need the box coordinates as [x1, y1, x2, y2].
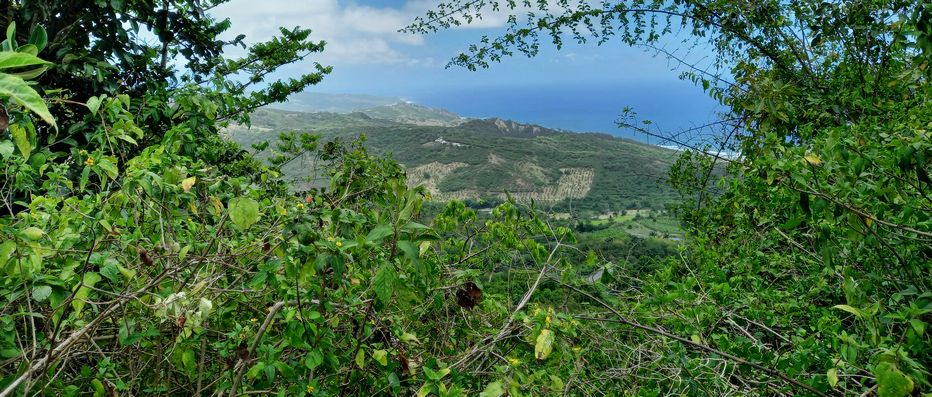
[409, 80, 723, 143]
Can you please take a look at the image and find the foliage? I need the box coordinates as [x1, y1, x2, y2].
[0, 4, 673, 396]
[0, 0, 929, 395]
[411, 0, 932, 395]
[1, 0, 329, 192]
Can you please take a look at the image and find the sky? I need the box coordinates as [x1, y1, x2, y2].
[210, 0, 723, 142]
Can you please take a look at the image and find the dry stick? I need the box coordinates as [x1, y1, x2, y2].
[453, 238, 562, 370]
[795, 186, 932, 239]
[560, 281, 833, 397]
[228, 300, 289, 397]
[227, 299, 319, 397]
[194, 325, 209, 397]
[0, 269, 172, 397]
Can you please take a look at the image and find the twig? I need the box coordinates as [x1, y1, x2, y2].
[560, 281, 834, 397]
[227, 299, 318, 396]
[0, 269, 172, 397]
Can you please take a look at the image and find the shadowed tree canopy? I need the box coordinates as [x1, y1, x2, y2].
[2, 0, 330, 148]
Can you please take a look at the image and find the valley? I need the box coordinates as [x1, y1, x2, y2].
[225, 98, 682, 216]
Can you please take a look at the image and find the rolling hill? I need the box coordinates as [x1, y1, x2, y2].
[225, 103, 681, 213]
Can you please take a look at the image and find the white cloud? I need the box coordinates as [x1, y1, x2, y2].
[208, 0, 536, 65]
[210, 0, 437, 65]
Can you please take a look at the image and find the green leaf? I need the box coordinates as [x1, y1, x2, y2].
[399, 332, 420, 344]
[0, 140, 13, 158]
[32, 285, 52, 302]
[181, 348, 196, 374]
[0, 240, 15, 268]
[304, 349, 324, 370]
[355, 348, 366, 369]
[478, 381, 505, 397]
[228, 197, 260, 230]
[833, 304, 866, 319]
[117, 265, 136, 279]
[96, 157, 119, 179]
[86, 96, 101, 114]
[424, 366, 450, 380]
[9, 124, 31, 158]
[246, 362, 265, 379]
[28, 25, 47, 52]
[21, 226, 44, 241]
[0, 51, 49, 71]
[16, 44, 38, 56]
[366, 223, 394, 243]
[100, 262, 120, 282]
[0, 348, 21, 358]
[401, 221, 430, 232]
[535, 328, 555, 360]
[72, 272, 101, 316]
[7, 65, 48, 80]
[549, 374, 565, 390]
[372, 349, 388, 366]
[0, 73, 56, 130]
[909, 319, 925, 336]
[416, 383, 432, 397]
[827, 368, 839, 388]
[373, 264, 395, 305]
[178, 245, 191, 261]
[6, 22, 15, 47]
[91, 379, 105, 397]
[874, 362, 913, 397]
[397, 240, 420, 266]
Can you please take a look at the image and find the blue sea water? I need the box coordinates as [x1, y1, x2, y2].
[409, 80, 723, 143]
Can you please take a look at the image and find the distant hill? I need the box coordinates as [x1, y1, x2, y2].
[452, 118, 563, 137]
[226, 104, 680, 213]
[267, 92, 401, 113]
[359, 102, 463, 126]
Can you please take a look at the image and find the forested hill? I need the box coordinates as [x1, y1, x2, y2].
[226, 105, 679, 213]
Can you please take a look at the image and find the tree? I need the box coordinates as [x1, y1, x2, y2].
[1, 1, 329, 184]
[408, 1, 931, 395]
[0, 2, 608, 396]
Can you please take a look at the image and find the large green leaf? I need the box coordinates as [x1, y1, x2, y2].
[0, 240, 15, 269]
[0, 50, 46, 67]
[833, 304, 867, 319]
[874, 362, 914, 397]
[181, 348, 197, 374]
[0, 140, 13, 158]
[28, 25, 47, 52]
[32, 285, 52, 302]
[0, 73, 56, 130]
[365, 223, 394, 243]
[373, 264, 395, 305]
[228, 197, 260, 230]
[478, 381, 504, 397]
[9, 124, 31, 158]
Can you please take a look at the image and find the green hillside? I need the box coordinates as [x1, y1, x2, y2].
[226, 107, 679, 213]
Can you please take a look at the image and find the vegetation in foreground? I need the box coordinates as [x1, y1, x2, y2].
[0, 1, 929, 397]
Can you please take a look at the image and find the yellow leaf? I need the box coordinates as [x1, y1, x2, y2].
[181, 176, 196, 192]
[827, 368, 839, 387]
[804, 153, 823, 166]
[209, 196, 223, 216]
[372, 349, 388, 366]
[535, 329, 554, 360]
[865, 217, 873, 228]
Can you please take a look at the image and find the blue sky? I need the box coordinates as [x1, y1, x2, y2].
[212, 0, 722, 141]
